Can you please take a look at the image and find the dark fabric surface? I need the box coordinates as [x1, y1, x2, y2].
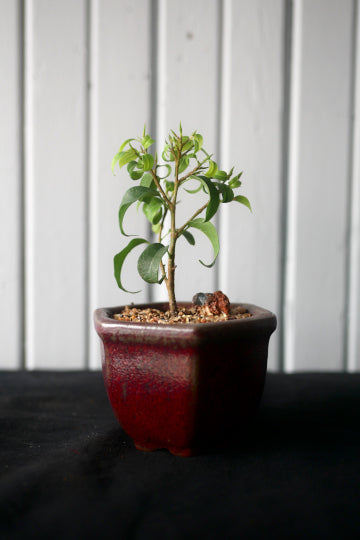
[1, 371, 360, 540]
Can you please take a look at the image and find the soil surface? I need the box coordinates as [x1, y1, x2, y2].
[114, 291, 252, 324]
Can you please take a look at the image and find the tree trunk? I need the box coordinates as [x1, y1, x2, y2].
[166, 255, 177, 314]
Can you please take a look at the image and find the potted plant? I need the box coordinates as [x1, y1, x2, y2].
[94, 125, 276, 456]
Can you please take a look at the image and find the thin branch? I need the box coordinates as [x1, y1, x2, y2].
[158, 207, 168, 242]
[159, 261, 167, 282]
[178, 165, 204, 184]
[150, 169, 172, 207]
[176, 201, 209, 237]
[178, 156, 210, 184]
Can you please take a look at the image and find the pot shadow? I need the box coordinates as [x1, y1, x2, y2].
[214, 373, 360, 458]
[77, 426, 135, 485]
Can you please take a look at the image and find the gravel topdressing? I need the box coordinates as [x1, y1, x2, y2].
[113, 304, 252, 324]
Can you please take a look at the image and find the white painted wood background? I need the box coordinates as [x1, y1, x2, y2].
[1, 0, 360, 371]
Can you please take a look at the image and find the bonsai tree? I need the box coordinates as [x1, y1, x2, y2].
[111, 124, 251, 315]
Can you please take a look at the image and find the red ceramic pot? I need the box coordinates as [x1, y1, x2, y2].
[94, 302, 276, 457]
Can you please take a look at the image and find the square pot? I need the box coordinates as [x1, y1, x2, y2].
[94, 302, 276, 456]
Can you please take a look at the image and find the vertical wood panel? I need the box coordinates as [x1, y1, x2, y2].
[89, 0, 152, 368]
[25, 0, 87, 369]
[0, 0, 22, 369]
[285, 0, 353, 371]
[219, 0, 284, 370]
[1, 1, 358, 372]
[347, 0, 360, 372]
[153, 0, 220, 303]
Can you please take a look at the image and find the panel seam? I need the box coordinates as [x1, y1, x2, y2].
[282, 0, 302, 373]
[84, 0, 91, 369]
[345, 0, 360, 372]
[278, 0, 293, 373]
[19, 0, 26, 370]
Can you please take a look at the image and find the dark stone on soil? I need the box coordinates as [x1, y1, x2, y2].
[192, 292, 212, 306]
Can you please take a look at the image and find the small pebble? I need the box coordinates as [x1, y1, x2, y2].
[192, 292, 212, 306]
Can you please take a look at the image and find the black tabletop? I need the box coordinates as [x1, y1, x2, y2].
[1, 371, 360, 539]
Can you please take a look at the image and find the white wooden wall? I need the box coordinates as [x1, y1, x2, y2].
[1, 0, 360, 372]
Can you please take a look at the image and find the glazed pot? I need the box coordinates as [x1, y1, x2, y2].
[94, 302, 276, 456]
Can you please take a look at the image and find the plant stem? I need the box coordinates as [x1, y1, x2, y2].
[158, 209, 168, 282]
[165, 141, 182, 314]
[152, 164, 176, 311]
[164, 211, 177, 313]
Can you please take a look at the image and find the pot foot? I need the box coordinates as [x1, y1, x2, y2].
[134, 442, 160, 453]
[134, 441, 198, 457]
[168, 447, 197, 457]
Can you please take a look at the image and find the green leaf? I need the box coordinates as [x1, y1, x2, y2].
[214, 170, 228, 182]
[137, 243, 168, 284]
[232, 171, 243, 181]
[165, 180, 175, 192]
[119, 186, 158, 235]
[142, 135, 155, 149]
[162, 145, 175, 162]
[178, 156, 189, 174]
[152, 222, 161, 234]
[205, 159, 218, 178]
[188, 175, 220, 221]
[119, 148, 138, 169]
[127, 160, 143, 180]
[162, 145, 171, 162]
[111, 152, 121, 173]
[182, 230, 195, 245]
[217, 183, 234, 203]
[228, 172, 243, 188]
[114, 238, 148, 293]
[203, 176, 220, 221]
[188, 219, 219, 267]
[182, 139, 193, 153]
[193, 133, 203, 153]
[233, 195, 252, 212]
[152, 208, 163, 225]
[185, 181, 202, 194]
[140, 173, 155, 188]
[228, 177, 241, 189]
[142, 197, 163, 224]
[127, 160, 137, 172]
[141, 153, 154, 171]
[201, 146, 212, 157]
[119, 138, 135, 152]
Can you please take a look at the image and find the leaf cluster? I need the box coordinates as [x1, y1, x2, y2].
[112, 125, 251, 295]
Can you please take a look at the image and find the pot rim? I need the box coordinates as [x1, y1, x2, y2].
[94, 302, 277, 344]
